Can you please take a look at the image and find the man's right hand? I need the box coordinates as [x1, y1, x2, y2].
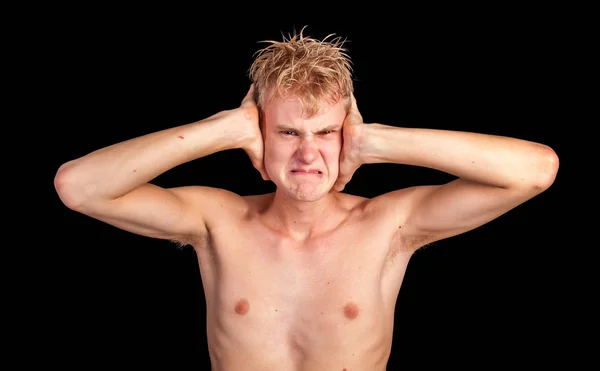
[238, 84, 270, 181]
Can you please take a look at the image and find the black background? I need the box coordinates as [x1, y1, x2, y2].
[35, 5, 578, 370]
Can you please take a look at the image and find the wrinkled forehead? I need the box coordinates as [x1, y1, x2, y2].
[262, 97, 347, 129]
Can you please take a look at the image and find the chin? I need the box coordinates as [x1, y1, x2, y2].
[292, 191, 326, 202]
[279, 183, 331, 202]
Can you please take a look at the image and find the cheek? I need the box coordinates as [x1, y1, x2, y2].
[329, 136, 343, 155]
[323, 142, 342, 167]
[264, 139, 289, 168]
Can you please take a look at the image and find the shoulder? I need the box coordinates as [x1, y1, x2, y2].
[356, 187, 432, 248]
[174, 186, 247, 208]
[360, 186, 427, 218]
[173, 185, 256, 228]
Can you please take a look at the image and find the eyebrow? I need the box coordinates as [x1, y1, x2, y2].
[275, 124, 341, 133]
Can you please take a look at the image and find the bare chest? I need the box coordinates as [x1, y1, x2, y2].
[194, 216, 411, 367]
[197, 217, 409, 322]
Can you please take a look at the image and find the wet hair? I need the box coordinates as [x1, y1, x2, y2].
[248, 26, 354, 118]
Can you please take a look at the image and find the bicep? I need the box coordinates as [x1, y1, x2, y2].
[78, 184, 229, 243]
[379, 178, 533, 243]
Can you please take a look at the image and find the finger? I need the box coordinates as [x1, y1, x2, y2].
[246, 83, 255, 97]
[259, 167, 270, 181]
[334, 172, 350, 192]
[336, 163, 358, 191]
[333, 180, 346, 192]
[255, 167, 269, 181]
[350, 92, 358, 110]
[241, 84, 256, 106]
[250, 157, 270, 181]
[338, 157, 354, 181]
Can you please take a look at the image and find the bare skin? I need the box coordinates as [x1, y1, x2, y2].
[54, 85, 559, 370]
[197, 190, 406, 370]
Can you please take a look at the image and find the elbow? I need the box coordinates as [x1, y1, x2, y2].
[527, 145, 560, 193]
[54, 161, 88, 211]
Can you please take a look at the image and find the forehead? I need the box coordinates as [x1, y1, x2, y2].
[263, 97, 347, 129]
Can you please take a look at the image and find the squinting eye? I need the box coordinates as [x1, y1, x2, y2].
[281, 131, 296, 136]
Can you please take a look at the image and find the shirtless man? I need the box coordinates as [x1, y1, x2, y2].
[54, 31, 559, 370]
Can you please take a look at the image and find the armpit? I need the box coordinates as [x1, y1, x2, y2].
[389, 231, 435, 261]
[170, 233, 203, 250]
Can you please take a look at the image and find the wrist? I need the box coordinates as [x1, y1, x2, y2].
[358, 123, 386, 164]
[204, 107, 259, 151]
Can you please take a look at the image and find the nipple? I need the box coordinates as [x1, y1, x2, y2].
[343, 302, 359, 320]
[235, 299, 250, 315]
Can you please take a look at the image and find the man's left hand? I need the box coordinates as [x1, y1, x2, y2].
[334, 94, 365, 192]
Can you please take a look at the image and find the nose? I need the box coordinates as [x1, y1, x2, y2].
[296, 137, 319, 164]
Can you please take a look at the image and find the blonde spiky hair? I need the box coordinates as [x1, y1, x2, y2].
[248, 26, 354, 118]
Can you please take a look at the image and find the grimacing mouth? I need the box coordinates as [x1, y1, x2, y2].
[291, 170, 323, 174]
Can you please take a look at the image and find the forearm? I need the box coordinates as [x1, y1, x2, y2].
[359, 124, 557, 189]
[55, 109, 250, 204]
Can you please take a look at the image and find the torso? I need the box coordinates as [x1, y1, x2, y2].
[193, 192, 414, 371]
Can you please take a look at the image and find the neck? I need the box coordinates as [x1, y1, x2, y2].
[262, 190, 341, 241]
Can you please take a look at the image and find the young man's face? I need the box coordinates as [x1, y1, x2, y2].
[262, 97, 346, 201]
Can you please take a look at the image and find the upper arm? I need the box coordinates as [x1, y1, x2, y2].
[66, 183, 243, 245]
[371, 178, 547, 248]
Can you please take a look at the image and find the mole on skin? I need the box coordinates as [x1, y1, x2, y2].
[343, 302, 359, 319]
[235, 299, 249, 315]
